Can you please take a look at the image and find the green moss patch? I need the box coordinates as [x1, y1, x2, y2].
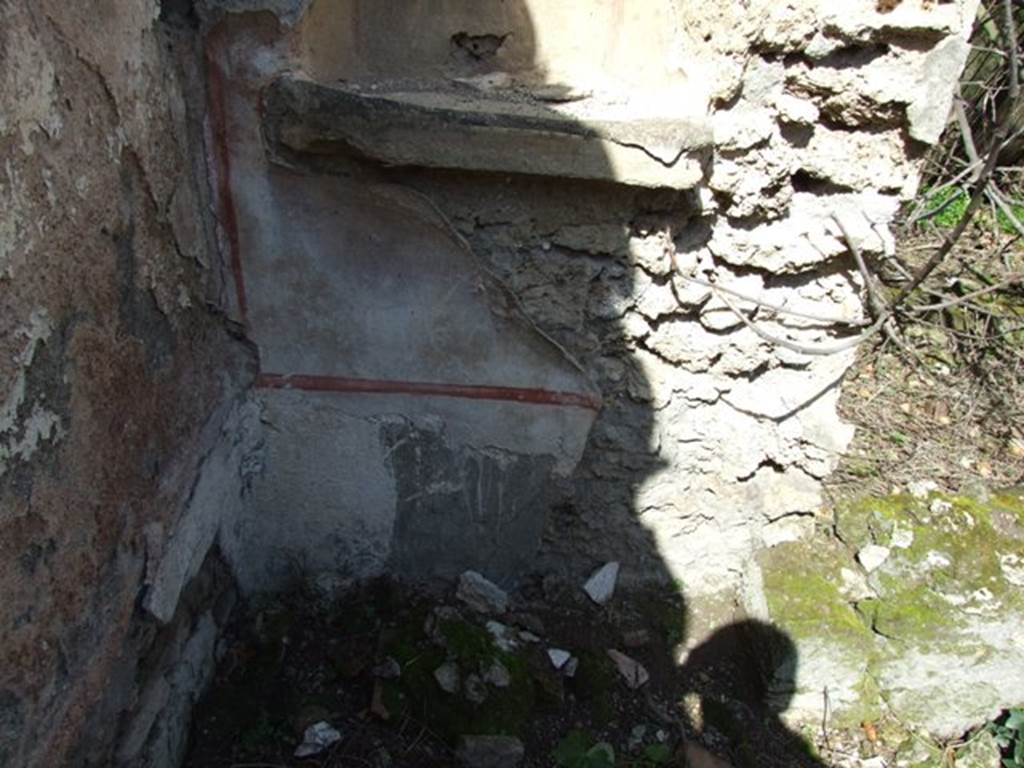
[760, 539, 873, 655]
[379, 614, 536, 742]
[837, 490, 1024, 647]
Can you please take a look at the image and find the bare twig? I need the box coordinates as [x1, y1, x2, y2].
[985, 180, 1024, 238]
[820, 687, 832, 756]
[832, 214, 889, 319]
[909, 272, 1023, 312]
[711, 287, 885, 355]
[955, 98, 983, 174]
[1004, 0, 1020, 99]
[671, 268, 870, 327]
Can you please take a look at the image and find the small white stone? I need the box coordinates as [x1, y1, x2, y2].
[294, 721, 342, 758]
[857, 544, 890, 573]
[1000, 553, 1024, 587]
[840, 567, 874, 600]
[607, 649, 649, 689]
[924, 550, 952, 569]
[583, 562, 620, 605]
[486, 621, 519, 652]
[434, 662, 460, 694]
[547, 648, 571, 669]
[483, 659, 511, 688]
[456, 570, 509, 614]
[889, 524, 914, 549]
[929, 498, 953, 515]
[907, 480, 938, 499]
[464, 673, 488, 704]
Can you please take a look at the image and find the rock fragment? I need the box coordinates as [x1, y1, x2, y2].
[562, 656, 579, 678]
[547, 648, 571, 669]
[839, 567, 874, 600]
[372, 656, 401, 680]
[457, 571, 509, 614]
[482, 659, 511, 688]
[464, 673, 488, 704]
[583, 562, 620, 605]
[907, 480, 938, 499]
[607, 649, 650, 689]
[857, 544, 890, 573]
[1000, 553, 1024, 586]
[456, 735, 525, 768]
[370, 680, 390, 721]
[294, 721, 342, 758]
[434, 661, 460, 694]
[508, 612, 545, 635]
[485, 621, 519, 652]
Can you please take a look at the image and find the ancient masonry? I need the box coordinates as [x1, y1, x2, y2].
[0, 1, 991, 766]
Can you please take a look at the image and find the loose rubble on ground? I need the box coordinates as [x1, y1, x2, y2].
[182, 561, 960, 768]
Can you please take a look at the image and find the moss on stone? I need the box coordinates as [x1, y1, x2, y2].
[438, 617, 494, 663]
[835, 490, 1024, 647]
[760, 540, 873, 655]
[763, 488, 1024, 733]
[834, 493, 909, 549]
[869, 580, 964, 642]
[380, 613, 536, 742]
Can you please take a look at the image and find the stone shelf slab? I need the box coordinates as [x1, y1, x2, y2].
[262, 76, 713, 189]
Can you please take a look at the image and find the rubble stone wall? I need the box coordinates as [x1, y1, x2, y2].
[389, 0, 982, 595]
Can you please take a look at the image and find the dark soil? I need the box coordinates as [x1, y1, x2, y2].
[183, 576, 829, 768]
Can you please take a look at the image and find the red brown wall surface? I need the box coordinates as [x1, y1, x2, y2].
[0, 2, 253, 765]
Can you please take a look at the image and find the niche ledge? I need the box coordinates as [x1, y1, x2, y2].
[262, 76, 713, 189]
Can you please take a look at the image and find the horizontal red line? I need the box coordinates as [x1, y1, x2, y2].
[256, 373, 602, 411]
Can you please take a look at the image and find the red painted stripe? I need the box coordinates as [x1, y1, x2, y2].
[256, 373, 603, 411]
[205, 35, 249, 324]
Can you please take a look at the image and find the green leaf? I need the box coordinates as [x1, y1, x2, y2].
[554, 731, 591, 767]
[585, 742, 615, 767]
[1005, 709, 1024, 730]
[642, 743, 672, 764]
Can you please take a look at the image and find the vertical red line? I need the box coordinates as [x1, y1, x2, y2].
[205, 34, 249, 325]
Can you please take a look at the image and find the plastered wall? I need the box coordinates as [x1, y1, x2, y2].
[0, 2, 256, 766]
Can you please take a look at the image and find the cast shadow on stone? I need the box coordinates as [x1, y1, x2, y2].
[259, 2, 828, 764]
[678, 620, 825, 767]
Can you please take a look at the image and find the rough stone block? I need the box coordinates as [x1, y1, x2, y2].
[263, 77, 713, 189]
